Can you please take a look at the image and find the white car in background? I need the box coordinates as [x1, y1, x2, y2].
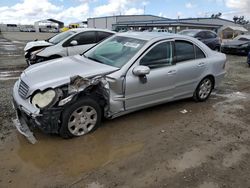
[24, 28, 115, 65]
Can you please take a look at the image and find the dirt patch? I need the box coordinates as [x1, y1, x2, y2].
[1, 55, 250, 187]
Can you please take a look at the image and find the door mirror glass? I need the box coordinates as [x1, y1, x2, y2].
[133, 66, 150, 76]
[70, 40, 78, 46]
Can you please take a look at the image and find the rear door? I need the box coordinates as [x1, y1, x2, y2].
[66, 31, 97, 56]
[174, 40, 208, 98]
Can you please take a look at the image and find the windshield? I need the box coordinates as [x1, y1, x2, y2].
[178, 30, 197, 37]
[84, 36, 146, 68]
[48, 30, 76, 44]
[234, 35, 250, 41]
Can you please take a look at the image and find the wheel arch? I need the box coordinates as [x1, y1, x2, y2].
[196, 74, 215, 91]
[72, 84, 109, 117]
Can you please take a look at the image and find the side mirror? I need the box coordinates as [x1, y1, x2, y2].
[133, 65, 150, 76]
[70, 40, 78, 46]
[196, 37, 202, 41]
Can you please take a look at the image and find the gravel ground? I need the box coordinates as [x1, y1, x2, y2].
[0, 48, 250, 187]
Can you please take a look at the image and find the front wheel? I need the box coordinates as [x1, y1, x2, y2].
[59, 97, 102, 138]
[193, 77, 214, 102]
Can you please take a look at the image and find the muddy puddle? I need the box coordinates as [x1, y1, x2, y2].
[0, 70, 23, 80]
[0, 98, 192, 187]
[0, 121, 145, 187]
[0, 36, 23, 56]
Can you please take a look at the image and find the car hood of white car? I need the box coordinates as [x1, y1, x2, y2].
[24, 40, 54, 51]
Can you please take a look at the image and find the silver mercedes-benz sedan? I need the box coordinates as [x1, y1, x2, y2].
[12, 32, 226, 143]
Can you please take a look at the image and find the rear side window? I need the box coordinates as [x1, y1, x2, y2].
[205, 31, 217, 39]
[195, 45, 206, 59]
[71, 31, 96, 45]
[140, 42, 173, 68]
[175, 41, 195, 63]
[97, 32, 113, 42]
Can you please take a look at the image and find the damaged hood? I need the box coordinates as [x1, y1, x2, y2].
[24, 40, 53, 51]
[21, 55, 119, 94]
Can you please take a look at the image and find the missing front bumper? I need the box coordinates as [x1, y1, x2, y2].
[12, 113, 37, 144]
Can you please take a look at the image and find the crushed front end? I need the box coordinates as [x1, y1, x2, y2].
[12, 75, 110, 144]
[12, 80, 64, 143]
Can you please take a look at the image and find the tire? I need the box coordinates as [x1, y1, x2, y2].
[59, 97, 102, 139]
[193, 77, 214, 102]
[214, 46, 220, 52]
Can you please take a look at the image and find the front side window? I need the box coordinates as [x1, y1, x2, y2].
[71, 31, 96, 45]
[84, 36, 146, 68]
[97, 32, 113, 42]
[175, 41, 195, 62]
[140, 42, 173, 68]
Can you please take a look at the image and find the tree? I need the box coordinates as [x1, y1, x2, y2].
[211, 12, 222, 18]
[233, 16, 249, 25]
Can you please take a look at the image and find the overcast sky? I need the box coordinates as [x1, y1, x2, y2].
[0, 0, 250, 25]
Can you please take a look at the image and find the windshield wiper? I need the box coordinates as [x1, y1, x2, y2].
[83, 55, 103, 64]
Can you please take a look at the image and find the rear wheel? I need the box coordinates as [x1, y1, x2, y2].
[193, 77, 214, 102]
[214, 46, 220, 52]
[59, 97, 102, 138]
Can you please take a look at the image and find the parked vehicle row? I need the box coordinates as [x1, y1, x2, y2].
[178, 29, 221, 51]
[221, 35, 250, 55]
[13, 31, 226, 142]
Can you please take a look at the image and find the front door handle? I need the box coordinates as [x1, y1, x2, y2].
[198, 62, 205, 67]
[168, 70, 177, 75]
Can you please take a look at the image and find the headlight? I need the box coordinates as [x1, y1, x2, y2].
[241, 44, 249, 48]
[31, 89, 56, 108]
[30, 48, 44, 59]
[31, 48, 44, 55]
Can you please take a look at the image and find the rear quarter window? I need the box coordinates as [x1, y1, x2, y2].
[195, 45, 206, 59]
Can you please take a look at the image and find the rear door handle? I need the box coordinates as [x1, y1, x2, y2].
[198, 62, 205, 67]
[168, 70, 177, 75]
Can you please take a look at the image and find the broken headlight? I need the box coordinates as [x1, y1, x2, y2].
[31, 89, 56, 108]
[30, 48, 44, 60]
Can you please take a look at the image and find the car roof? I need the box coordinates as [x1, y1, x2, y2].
[236, 35, 250, 39]
[70, 28, 116, 33]
[116, 32, 179, 41]
[180, 29, 215, 33]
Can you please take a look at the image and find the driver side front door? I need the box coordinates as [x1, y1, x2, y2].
[125, 41, 176, 110]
